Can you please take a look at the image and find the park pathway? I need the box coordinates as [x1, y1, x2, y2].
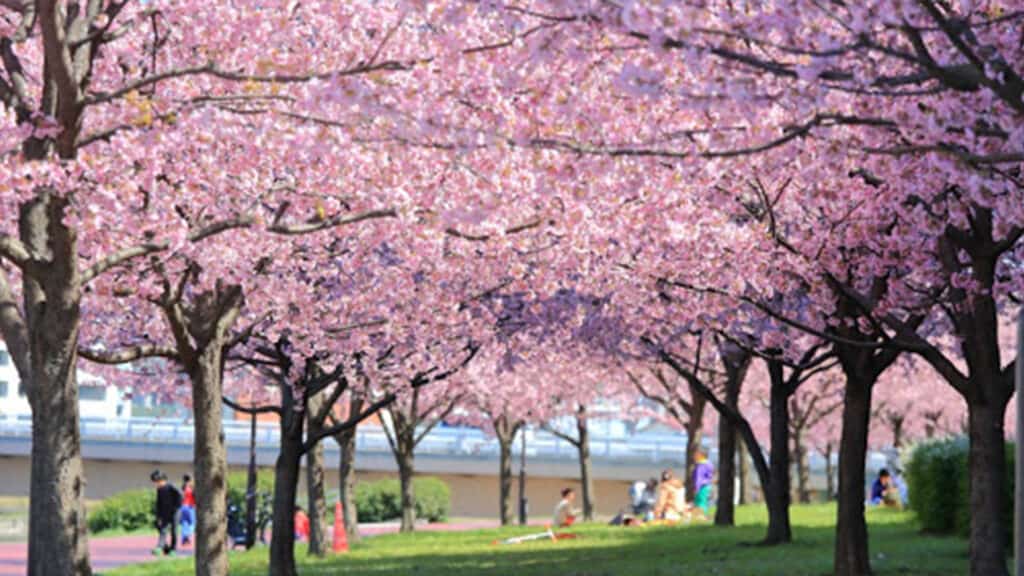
[0, 520, 539, 575]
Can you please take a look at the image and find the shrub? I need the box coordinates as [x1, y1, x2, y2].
[227, 471, 275, 511]
[354, 477, 450, 523]
[88, 489, 154, 533]
[906, 437, 1014, 540]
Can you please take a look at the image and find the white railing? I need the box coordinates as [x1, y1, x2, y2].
[0, 414, 690, 464]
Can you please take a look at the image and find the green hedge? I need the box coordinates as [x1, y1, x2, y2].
[906, 437, 1015, 539]
[88, 488, 155, 533]
[354, 477, 450, 523]
[89, 471, 275, 534]
[90, 472, 451, 532]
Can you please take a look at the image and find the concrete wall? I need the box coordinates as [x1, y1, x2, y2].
[0, 455, 633, 520]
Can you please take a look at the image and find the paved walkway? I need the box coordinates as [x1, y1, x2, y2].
[0, 520, 535, 575]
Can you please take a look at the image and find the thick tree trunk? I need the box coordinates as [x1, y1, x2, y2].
[305, 394, 328, 557]
[269, 407, 303, 576]
[966, 401, 1009, 576]
[397, 447, 416, 532]
[764, 364, 792, 544]
[498, 433, 515, 525]
[715, 415, 737, 526]
[577, 412, 595, 521]
[684, 386, 706, 501]
[305, 440, 328, 556]
[834, 373, 873, 576]
[21, 194, 92, 576]
[337, 427, 360, 541]
[715, 343, 750, 525]
[793, 430, 811, 504]
[27, 343, 90, 576]
[191, 347, 230, 576]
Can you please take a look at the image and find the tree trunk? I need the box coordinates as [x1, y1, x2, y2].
[684, 422, 703, 502]
[305, 395, 328, 557]
[495, 420, 516, 522]
[26, 341, 90, 576]
[245, 412, 258, 550]
[518, 429, 527, 525]
[684, 387, 706, 502]
[191, 345, 231, 576]
[336, 426, 360, 542]
[715, 414, 737, 526]
[966, 400, 1010, 576]
[763, 362, 792, 545]
[305, 440, 328, 556]
[834, 372, 873, 576]
[269, 406, 302, 576]
[738, 435, 752, 505]
[889, 414, 905, 450]
[21, 193, 92, 576]
[397, 447, 416, 532]
[576, 411, 595, 521]
[715, 343, 750, 526]
[825, 442, 835, 501]
[794, 430, 811, 504]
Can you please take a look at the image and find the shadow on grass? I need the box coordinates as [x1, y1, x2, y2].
[107, 506, 974, 576]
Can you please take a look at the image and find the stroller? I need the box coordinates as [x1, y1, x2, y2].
[227, 504, 248, 549]
[226, 491, 273, 549]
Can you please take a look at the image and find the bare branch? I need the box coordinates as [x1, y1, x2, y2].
[79, 342, 178, 364]
[222, 395, 281, 415]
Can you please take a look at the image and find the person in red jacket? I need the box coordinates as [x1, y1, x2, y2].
[294, 506, 310, 541]
[179, 474, 196, 546]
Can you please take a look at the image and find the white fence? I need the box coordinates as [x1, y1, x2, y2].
[0, 414, 691, 465]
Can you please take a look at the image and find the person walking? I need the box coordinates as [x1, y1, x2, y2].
[151, 470, 183, 556]
[179, 474, 196, 546]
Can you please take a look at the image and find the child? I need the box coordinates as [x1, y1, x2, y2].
[692, 450, 714, 519]
[294, 506, 311, 541]
[151, 470, 182, 556]
[870, 469, 902, 508]
[553, 488, 580, 527]
[179, 474, 196, 546]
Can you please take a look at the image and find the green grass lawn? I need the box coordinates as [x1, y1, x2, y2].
[106, 504, 971, 576]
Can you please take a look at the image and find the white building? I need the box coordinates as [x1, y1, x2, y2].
[0, 343, 131, 420]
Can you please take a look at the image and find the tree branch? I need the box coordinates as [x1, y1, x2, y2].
[303, 392, 397, 454]
[78, 342, 178, 364]
[222, 395, 281, 415]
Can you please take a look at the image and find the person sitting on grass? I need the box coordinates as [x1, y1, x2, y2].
[691, 450, 715, 520]
[151, 470, 182, 557]
[869, 468, 902, 509]
[553, 487, 581, 527]
[653, 469, 688, 522]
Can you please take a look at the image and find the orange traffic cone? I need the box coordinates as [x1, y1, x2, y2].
[333, 501, 349, 553]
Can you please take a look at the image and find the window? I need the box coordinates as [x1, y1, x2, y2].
[0, 351, 9, 366]
[0, 380, 7, 397]
[79, 387, 107, 402]
[18, 381, 27, 397]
